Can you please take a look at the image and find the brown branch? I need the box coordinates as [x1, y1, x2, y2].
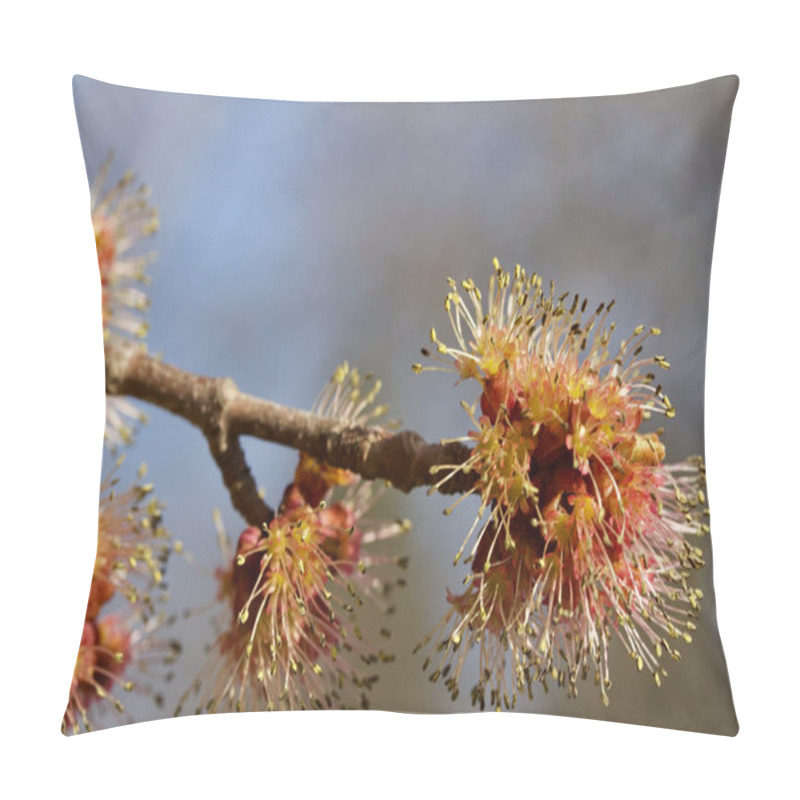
[105, 344, 475, 527]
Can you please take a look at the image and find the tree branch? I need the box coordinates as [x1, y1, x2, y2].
[105, 344, 475, 527]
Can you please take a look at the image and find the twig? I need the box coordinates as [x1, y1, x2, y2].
[105, 343, 475, 527]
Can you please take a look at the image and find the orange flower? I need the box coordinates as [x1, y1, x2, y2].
[91, 158, 158, 341]
[90, 156, 159, 447]
[63, 464, 178, 734]
[417, 260, 708, 708]
[179, 365, 408, 714]
[64, 617, 133, 734]
[93, 464, 171, 611]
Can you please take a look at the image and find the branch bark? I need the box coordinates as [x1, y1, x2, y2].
[105, 344, 475, 527]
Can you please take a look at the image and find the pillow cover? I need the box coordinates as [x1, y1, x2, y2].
[66, 74, 738, 735]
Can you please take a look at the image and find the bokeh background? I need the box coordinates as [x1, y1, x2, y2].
[73, 74, 738, 733]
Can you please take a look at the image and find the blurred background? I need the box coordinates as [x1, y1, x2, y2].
[73, 75, 737, 733]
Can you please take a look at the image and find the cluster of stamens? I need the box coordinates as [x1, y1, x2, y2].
[64, 462, 178, 733]
[92, 158, 159, 343]
[91, 156, 159, 447]
[179, 365, 409, 714]
[414, 259, 709, 709]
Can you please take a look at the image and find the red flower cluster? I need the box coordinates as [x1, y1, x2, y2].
[179, 365, 408, 714]
[63, 465, 174, 733]
[91, 157, 159, 448]
[417, 261, 708, 709]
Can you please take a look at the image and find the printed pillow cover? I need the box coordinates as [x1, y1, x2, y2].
[65, 75, 739, 735]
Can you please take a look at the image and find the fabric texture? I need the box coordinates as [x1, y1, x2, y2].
[66, 75, 738, 735]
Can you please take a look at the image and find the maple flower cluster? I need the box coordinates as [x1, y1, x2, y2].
[91, 157, 159, 447]
[416, 260, 709, 709]
[63, 464, 176, 734]
[178, 365, 409, 714]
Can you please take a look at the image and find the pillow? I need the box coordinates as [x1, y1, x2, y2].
[66, 74, 738, 735]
